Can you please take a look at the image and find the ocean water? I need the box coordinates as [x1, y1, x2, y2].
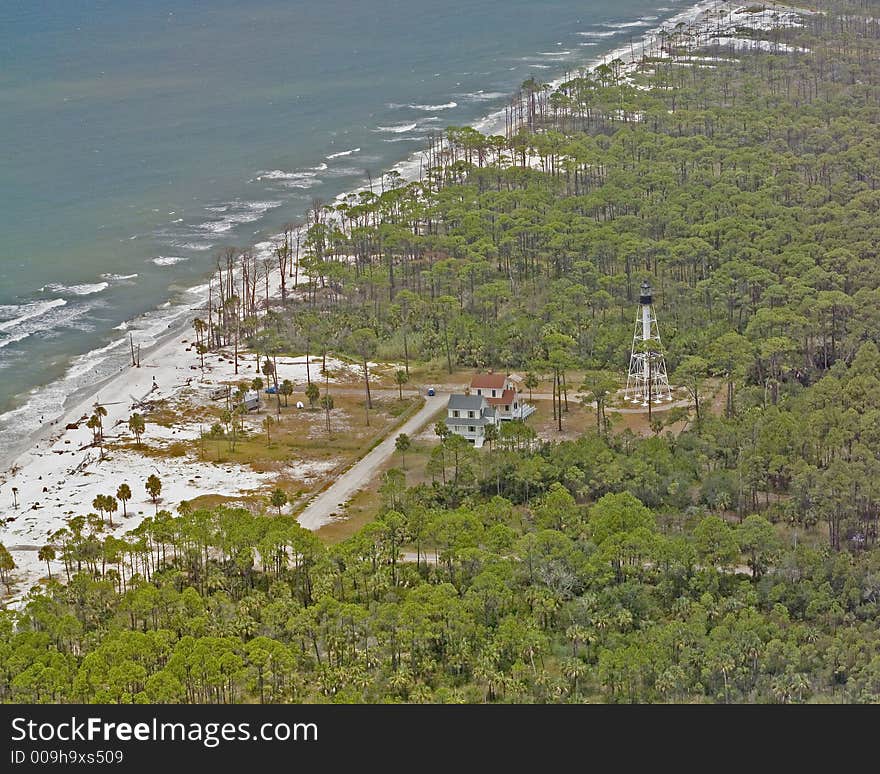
[0, 0, 692, 461]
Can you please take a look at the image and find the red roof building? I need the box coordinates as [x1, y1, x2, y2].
[469, 373, 534, 420]
[485, 388, 516, 407]
[471, 373, 508, 391]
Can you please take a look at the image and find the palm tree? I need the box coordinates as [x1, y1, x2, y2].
[38, 544, 55, 579]
[145, 474, 162, 512]
[0, 543, 15, 592]
[92, 494, 107, 523]
[263, 415, 273, 445]
[280, 379, 293, 407]
[195, 342, 208, 374]
[305, 382, 320, 408]
[579, 371, 618, 435]
[262, 356, 282, 415]
[94, 403, 107, 438]
[128, 413, 145, 446]
[269, 488, 288, 516]
[483, 422, 499, 451]
[395, 433, 411, 469]
[192, 317, 208, 371]
[105, 495, 118, 528]
[208, 423, 224, 460]
[116, 483, 131, 517]
[565, 624, 593, 658]
[561, 657, 589, 697]
[395, 369, 409, 400]
[320, 394, 334, 436]
[524, 372, 539, 402]
[86, 414, 101, 445]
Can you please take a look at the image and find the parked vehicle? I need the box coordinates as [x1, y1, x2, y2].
[265, 385, 279, 394]
[427, 387, 436, 396]
[209, 386, 229, 401]
[238, 390, 261, 411]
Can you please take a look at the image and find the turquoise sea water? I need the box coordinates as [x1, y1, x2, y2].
[0, 0, 691, 459]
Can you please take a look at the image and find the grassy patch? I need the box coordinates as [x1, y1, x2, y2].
[527, 397, 593, 440]
[313, 435, 441, 545]
[314, 488, 382, 544]
[134, 393, 421, 474]
[166, 441, 189, 457]
[184, 493, 254, 510]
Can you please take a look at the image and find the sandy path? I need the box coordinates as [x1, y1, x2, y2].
[401, 550, 438, 565]
[529, 392, 692, 414]
[297, 392, 446, 530]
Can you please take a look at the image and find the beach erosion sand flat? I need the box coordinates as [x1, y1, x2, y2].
[0, 316, 350, 605]
[0, 219, 347, 584]
[0, 0, 797, 603]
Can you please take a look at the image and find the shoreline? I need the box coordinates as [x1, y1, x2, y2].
[0, 0, 782, 603]
[0, 301, 202, 475]
[0, 240, 294, 477]
[0, 271, 346, 607]
[0, 0, 729, 472]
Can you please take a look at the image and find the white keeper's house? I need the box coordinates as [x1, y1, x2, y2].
[444, 372, 535, 447]
[444, 394, 496, 447]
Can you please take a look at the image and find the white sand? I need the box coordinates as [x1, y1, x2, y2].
[0, 327, 359, 602]
[0, 0, 809, 604]
[0, 220, 372, 596]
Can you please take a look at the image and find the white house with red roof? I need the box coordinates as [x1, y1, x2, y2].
[443, 372, 535, 446]
[469, 372, 535, 421]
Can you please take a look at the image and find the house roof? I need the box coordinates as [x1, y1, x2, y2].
[471, 373, 507, 389]
[447, 393, 487, 411]
[486, 389, 516, 405]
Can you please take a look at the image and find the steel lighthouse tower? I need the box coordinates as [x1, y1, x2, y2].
[625, 280, 672, 405]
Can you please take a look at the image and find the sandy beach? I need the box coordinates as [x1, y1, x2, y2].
[0, 0, 801, 603]
[0, 305, 351, 600]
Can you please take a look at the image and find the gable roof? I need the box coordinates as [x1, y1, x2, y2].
[486, 389, 516, 405]
[471, 373, 507, 389]
[447, 393, 487, 411]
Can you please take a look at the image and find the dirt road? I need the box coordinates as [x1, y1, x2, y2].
[296, 392, 446, 530]
[295, 385, 690, 531]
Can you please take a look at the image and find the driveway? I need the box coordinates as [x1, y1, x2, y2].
[297, 392, 446, 530]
